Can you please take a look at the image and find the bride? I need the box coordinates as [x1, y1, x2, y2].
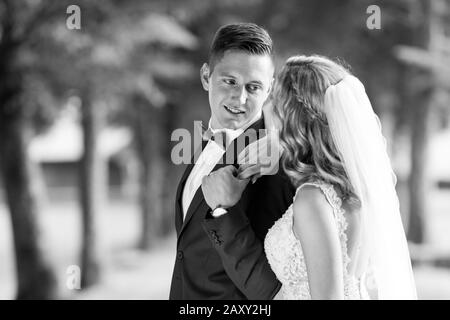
[217, 55, 417, 299]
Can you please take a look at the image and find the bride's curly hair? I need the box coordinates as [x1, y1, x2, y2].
[273, 55, 360, 205]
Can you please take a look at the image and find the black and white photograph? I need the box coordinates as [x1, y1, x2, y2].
[0, 0, 450, 304]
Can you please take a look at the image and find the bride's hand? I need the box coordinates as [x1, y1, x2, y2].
[262, 97, 280, 132]
[237, 129, 281, 182]
[237, 99, 282, 182]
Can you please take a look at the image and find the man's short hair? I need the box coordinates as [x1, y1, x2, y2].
[208, 22, 274, 73]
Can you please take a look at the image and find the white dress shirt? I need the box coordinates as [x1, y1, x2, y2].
[181, 114, 261, 220]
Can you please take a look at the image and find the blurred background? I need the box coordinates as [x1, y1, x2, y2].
[0, 0, 449, 300]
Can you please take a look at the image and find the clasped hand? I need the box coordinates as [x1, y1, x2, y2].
[201, 133, 281, 211]
[201, 166, 249, 210]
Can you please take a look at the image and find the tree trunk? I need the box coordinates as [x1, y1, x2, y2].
[134, 97, 166, 250]
[407, 86, 433, 243]
[0, 34, 57, 298]
[162, 102, 177, 235]
[138, 148, 165, 250]
[0, 116, 57, 299]
[79, 95, 102, 288]
[406, 0, 438, 244]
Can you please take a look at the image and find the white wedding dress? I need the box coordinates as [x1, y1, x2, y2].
[264, 180, 370, 300]
[262, 74, 416, 299]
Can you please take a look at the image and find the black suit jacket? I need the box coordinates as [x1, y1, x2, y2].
[169, 117, 295, 300]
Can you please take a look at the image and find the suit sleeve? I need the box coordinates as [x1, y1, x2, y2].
[201, 174, 294, 300]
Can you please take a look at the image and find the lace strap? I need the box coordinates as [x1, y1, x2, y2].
[293, 181, 323, 201]
[294, 181, 345, 224]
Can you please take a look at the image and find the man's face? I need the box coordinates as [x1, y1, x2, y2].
[200, 50, 274, 130]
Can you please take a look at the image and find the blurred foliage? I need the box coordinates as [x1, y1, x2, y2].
[2, 0, 448, 214]
[1, 0, 448, 232]
[1, 0, 433, 136]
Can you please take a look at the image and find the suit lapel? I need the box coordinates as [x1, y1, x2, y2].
[175, 139, 207, 236]
[178, 184, 206, 239]
[175, 162, 194, 236]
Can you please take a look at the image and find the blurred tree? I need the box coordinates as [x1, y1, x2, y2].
[132, 94, 167, 249]
[395, 0, 450, 243]
[79, 90, 104, 288]
[0, 0, 132, 293]
[24, 0, 117, 290]
[0, 0, 60, 299]
[34, 1, 195, 284]
[106, 10, 198, 249]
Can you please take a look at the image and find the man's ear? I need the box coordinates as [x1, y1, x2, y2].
[200, 63, 210, 91]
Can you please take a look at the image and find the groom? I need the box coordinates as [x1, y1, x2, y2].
[169, 23, 295, 300]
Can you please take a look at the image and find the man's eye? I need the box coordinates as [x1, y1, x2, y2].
[247, 85, 261, 92]
[224, 79, 235, 85]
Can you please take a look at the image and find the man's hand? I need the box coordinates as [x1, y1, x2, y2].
[201, 166, 250, 210]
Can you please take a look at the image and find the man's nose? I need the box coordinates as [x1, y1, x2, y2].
[233, 86, 248, 105]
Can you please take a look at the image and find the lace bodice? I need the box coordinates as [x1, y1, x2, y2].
[264, 181, 368, 299]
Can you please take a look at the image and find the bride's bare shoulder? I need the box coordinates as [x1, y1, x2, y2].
[292, 184, 333, 224]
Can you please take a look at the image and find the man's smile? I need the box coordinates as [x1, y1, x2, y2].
[224, 104, 245, 115]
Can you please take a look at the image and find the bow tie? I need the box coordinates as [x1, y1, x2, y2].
[200, 123, 227, 150]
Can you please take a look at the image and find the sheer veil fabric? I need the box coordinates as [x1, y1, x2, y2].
[324, 75, 417, 299]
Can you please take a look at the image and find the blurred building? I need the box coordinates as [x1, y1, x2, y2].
[25, 111, 137, 203]
[393, 129, 450, 190]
